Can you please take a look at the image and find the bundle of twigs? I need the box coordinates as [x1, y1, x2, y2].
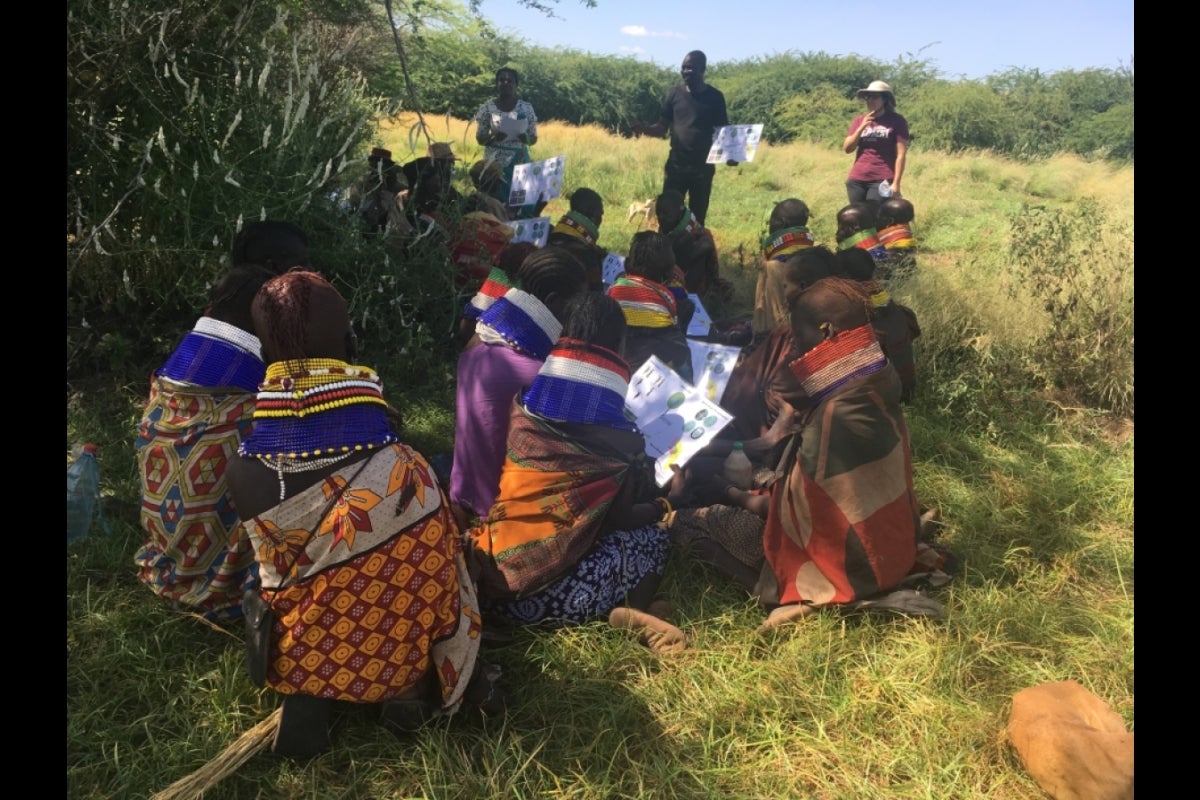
[150, 707, 281, 800]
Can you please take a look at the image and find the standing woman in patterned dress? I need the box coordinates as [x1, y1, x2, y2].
[474, 67, 538, 216]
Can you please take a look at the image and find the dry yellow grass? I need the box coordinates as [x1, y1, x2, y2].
[377, 112, 1133, 357]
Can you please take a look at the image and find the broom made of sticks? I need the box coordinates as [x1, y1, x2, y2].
[150, 707, 280, 800]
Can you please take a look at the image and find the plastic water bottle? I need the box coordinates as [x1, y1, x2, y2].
[723, 441, 754, 491]
[67, 443, 104, 543]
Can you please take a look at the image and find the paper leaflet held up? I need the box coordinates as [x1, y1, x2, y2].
[508, 155, 565, 207]
[625, 356, 732, 486]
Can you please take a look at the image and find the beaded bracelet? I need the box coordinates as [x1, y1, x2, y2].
[654, 496, 673, 521]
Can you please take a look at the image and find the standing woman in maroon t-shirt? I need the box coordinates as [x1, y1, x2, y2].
[843, 80, 910, 204]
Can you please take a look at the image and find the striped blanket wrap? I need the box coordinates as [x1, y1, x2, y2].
[757, 324, 920, 608]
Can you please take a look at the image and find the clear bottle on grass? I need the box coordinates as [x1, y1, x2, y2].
[67, 443, 106, 542]
[723, 441, 754, 491]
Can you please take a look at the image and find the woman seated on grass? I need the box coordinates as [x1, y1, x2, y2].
[727, 244, 836, 443]
[607, 230, 694, 381]
[449, 246, 589, 529]
[875, 196, 918, 282]
[227, 270, 488, 758]
[751, 199, 818, 340]
[134, 221, 310, 622]
[670, 277, 951, 631]
[469, 291, 689, 653]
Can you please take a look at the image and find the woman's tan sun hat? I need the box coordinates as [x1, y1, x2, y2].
[856, 80, 894, 99]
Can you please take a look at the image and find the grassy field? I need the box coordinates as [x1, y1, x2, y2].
[67, 116, 1133, 799]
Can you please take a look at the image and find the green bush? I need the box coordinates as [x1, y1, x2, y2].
[1004, 200, 1134, 416]
[771, 82, 857, 145]
[67, 0, 471, 385]
[905, 80, 1016, 153]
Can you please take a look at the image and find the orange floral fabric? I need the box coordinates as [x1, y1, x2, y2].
[244, 444, 481, 709]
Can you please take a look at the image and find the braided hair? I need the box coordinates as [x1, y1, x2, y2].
[251, 270, 350, 363]
[516, 245, 588, 304]
[625, 231, 675, 283]
[559, 291, 627, 353]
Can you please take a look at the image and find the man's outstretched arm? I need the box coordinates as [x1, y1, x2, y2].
[631, 117, 668, 138]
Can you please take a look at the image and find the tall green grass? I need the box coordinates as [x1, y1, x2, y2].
[67, 118, 1133, 799]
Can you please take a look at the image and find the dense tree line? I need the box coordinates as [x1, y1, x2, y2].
[385, 7, 1132, 161]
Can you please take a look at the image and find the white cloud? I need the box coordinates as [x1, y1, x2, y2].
[620, 24, 685, 39]
[619, 46, 645, 54]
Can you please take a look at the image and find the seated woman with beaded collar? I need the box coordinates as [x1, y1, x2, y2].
[672, 278, 951, 632]
[468, 291, 689, 653]
[226, 270, 486, 758]
[134, 221, 310, 623]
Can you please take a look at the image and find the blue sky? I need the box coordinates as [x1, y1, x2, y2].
[481, 0, 1133, 81]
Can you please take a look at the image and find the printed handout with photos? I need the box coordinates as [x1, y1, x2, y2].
[625, 356, 733, 486]
[601, 252, 626, 286]
[687, 340, 742, 404]
[505, 217, 552, 248]
[706, 124, 765, 164]
[507, 155, 565, 207]
[686, 292, 713, 337]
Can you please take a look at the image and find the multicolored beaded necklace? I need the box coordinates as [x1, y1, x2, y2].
[475, 287, 562, 360]
[838, 228, 882, 252]
[788, 324, 887, 408]
[877, 223, 915, 250]
[464, 266, 518, 323]
[858, 279, 892, 308]
[665, 266, 690, 307]
[550, 211, 599, 246]
[669, 209, 703, 236]
[522, 338, 638, 431]
[238, 358, 398, 499]
[608, 274, 678, 329]
[761, 226, 815, 262]
[157, 316, 265, 393]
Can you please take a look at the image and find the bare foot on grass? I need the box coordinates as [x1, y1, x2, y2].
[919, 507, 941, 539]
[755, 602, 817, 635]
[608, 607, 688, 654]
